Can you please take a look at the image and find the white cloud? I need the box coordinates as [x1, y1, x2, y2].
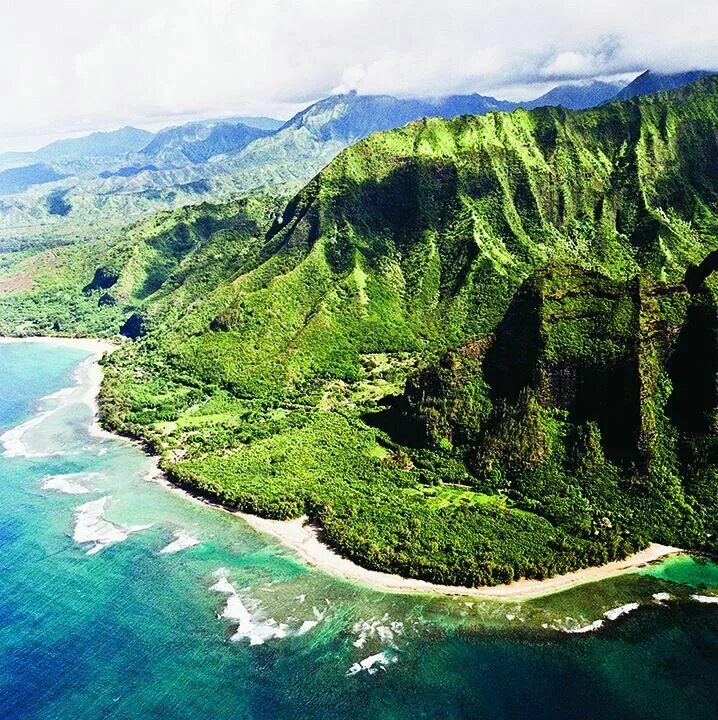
[0, 0, 717, 151]
[542, 52, 599, 77]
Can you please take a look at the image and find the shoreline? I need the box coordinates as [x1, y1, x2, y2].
[235, 514, 681, 600]
[0, 336, 118, 451]
[1, 336, 684, 601]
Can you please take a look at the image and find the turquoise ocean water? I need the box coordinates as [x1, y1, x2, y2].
[1, 341, 718, 720]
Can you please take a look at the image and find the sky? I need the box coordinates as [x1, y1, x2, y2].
[1, 0, 717, 152]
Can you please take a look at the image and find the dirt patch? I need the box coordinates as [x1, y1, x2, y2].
[0, 272, 33, 295]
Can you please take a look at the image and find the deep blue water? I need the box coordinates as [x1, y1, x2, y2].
[1, 341, 717, 720]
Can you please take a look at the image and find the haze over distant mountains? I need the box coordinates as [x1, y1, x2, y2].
[520, 80, 623, 110]
[613, 69, 712, 101]
[0, 69, 712, 251]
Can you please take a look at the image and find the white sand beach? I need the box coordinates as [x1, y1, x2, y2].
[236, 513, 682, 600]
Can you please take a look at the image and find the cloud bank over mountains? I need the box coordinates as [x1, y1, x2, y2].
[1, 0, 717, 150]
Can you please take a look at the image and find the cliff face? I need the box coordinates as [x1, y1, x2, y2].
[405, 260, 718, 551]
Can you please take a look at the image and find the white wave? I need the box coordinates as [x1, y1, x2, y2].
[212, 579, 289, 646]
[2, 353, 107, 458]
[232, 618, 289, 646]
[1, 408, 56, 457]
[347, 651, 398, 676]
[560, 602, 640, 634]
[210, 570, 236, 594]
[223, 594, 288, 645]
[603, 603, 639, 621]
[41, 472, 101, 495]
[564, 619, 605, 634]
[1, 382, 78, 457]
[159, 531, 200, 555]
[222, 593, 253, 623]
[352, 615, 404, 649]
[653, 592, 672, 602]
[691, 594, 718, 604]
[297, 620, 318, 635]
[72, 496, 151, 554]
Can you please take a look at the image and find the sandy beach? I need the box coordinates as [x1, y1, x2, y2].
[237, 513, 682, 600]
[151, 466, 682, 600]
[1, 335, 683, 601]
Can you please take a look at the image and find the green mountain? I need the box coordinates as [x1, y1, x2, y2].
[158, 75, 718, 395]
[213, 91, 517, 190]
[0, 91, 517, 251]
[404, 261, 718, 563]
[3, 77, 718, 586]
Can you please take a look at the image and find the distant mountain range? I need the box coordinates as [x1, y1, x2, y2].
[34, 126, 154, 162]
[138, 120, 272, 165]
[613, 69, 712, 101]
[0, 70, 713, 251]
[0, 163, 67, 195]
[520, 80, 623, 110]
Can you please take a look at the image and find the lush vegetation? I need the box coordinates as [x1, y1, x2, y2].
[406, 262, 718, 569]
[3, 77, 718, 586]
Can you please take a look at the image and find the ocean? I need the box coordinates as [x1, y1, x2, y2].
[1, 340, 717, 720]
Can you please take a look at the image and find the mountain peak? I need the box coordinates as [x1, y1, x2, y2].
[613, 69, 713, 101]
[523, 80, 624, 110]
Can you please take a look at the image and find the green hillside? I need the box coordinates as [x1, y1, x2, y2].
[3, 77, 718, 586]
[148, 76, 718, 395]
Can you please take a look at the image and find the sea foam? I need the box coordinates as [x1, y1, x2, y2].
[297, 620, 319, 635]
[210, 570, 236, 594]
[564, 619, 605, 634]
[603, 603, 640, 621]
[42, 472, 101, 495]
[159, 531, 200, 555]
[222, 593, 288, 645]
[1, 409, 57, 458]
[561, 602, 641, 633]
[212, 573, 295, 645]
[1, 353, 105, 458]
[347, 651, 398, 676]
[351, 615, 404, 649]
[691, 594, 718, 604]
[72, 497, 151, 554]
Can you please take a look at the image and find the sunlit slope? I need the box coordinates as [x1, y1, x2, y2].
[155, 77, 718, 394]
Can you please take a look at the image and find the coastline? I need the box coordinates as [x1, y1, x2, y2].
[235, 514, 681, 600]
[0, 336, 118, 451]
[1, 336, 684, 601]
